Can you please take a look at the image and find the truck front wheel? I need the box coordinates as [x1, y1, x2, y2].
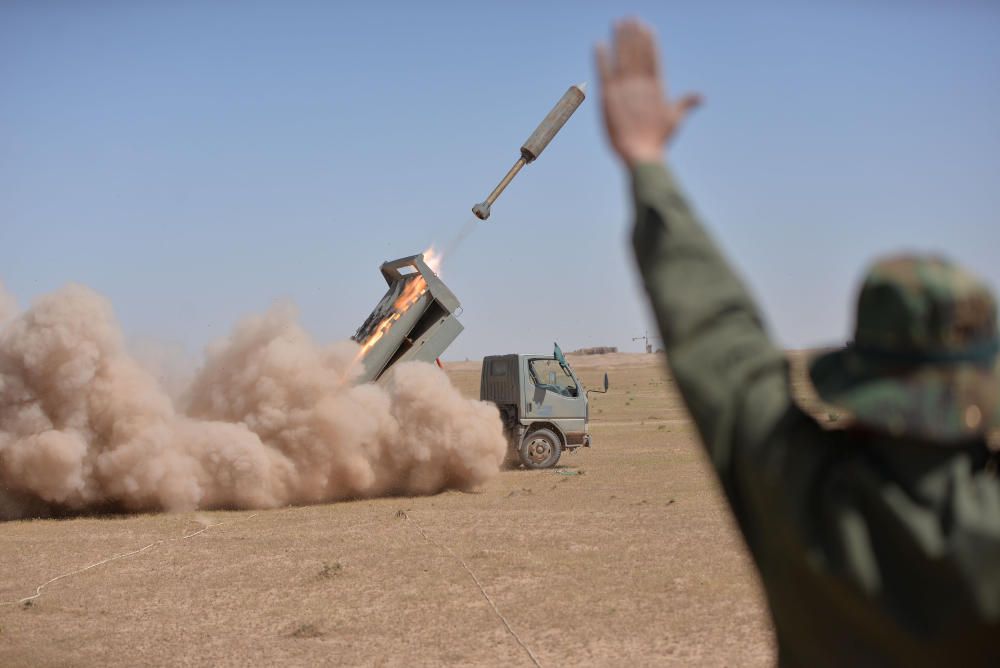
[518, 429, 562, 469]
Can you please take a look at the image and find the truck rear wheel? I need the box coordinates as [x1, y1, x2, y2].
[518, 428, 562, 469]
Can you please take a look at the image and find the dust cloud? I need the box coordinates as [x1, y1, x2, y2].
[0, 283, 507, 520]
[0, 282, 16, 324]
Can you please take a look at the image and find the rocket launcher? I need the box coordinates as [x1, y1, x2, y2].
[352, 253, 463, 383]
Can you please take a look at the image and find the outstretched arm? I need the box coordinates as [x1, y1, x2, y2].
[597, 19, 792, 485]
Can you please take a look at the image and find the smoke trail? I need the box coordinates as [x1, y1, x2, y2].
[439, 217, 479, 264]
[0, 284, 507, 520]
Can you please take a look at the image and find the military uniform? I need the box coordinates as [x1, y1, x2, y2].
[630, 162, 1000, 666]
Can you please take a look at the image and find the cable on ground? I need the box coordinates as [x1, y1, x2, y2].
[397, 509, 542, 668]
[0, 512, 261, 608]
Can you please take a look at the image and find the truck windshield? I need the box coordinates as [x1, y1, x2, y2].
[528, 358, 578, 397]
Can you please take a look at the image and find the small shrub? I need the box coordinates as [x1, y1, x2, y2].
[290, 623, 323, 639]
[319, 561, 343, 579]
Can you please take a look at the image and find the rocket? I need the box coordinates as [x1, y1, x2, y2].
[472, 83, 587, 221]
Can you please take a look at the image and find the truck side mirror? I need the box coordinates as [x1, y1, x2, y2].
[588, 372, 609, 397]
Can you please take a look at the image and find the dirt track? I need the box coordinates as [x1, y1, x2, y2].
[0, 353, 779, 666]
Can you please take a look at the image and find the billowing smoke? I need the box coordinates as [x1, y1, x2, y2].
[0, 283, 507, 520]
[128, 337, 197, 404]
[0, 282, 16, 324]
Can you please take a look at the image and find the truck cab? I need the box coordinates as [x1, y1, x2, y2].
[480, 345, 607, 469]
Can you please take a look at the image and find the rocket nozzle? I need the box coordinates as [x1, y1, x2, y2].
[472, 202, 491, 220]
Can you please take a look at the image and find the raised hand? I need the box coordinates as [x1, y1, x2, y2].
[596, 19, 702, 166]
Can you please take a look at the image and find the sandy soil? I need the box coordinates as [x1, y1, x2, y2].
[0, 352, 804, 667]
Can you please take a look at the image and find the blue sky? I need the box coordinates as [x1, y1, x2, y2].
[2, 1, 998, 360]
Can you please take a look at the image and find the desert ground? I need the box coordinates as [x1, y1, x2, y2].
[0, 351, 829, 667]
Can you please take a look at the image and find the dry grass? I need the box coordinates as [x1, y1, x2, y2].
[0, 352, 791, 666]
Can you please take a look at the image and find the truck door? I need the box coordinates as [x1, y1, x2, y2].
[523, 357, 586, 437]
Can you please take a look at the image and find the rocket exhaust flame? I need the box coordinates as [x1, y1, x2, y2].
[423, 246, 442, 275]
[355, 275, 428, 358]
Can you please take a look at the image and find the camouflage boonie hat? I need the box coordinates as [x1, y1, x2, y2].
[810, 255, 1000, 443]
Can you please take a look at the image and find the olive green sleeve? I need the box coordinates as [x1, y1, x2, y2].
[631, 164, 1000, 664]
[630, 162, 792, 485]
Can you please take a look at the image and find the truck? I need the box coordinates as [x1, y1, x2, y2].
[353, 254, 608, 468]
[481, 344, 608, 469]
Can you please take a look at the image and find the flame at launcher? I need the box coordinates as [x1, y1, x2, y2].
[424, 246, 442, 275]
[355, 247, 441, 360]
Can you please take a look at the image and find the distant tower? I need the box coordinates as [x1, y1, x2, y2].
[632, 331, 652, 354]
